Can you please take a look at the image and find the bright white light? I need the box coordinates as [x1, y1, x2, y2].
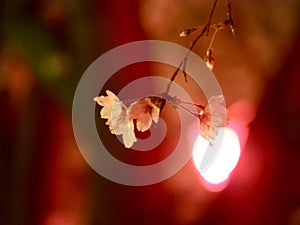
[193, 128, 241, 190]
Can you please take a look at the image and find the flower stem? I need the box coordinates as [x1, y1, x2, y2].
[177, 104, 200, 119]
[208, 28, 218, 50]
[179, 100, 205, 110]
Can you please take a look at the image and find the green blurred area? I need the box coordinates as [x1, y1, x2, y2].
[0, 0, 98, 109]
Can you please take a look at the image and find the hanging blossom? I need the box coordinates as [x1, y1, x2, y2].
[94, 91, 228, 148]
[93, 90, 136, 148]
[164, 94, 228, 143]
[128, 97, 161, 132]
[198, 95, 228, 143]
[94, 90, 165, 148]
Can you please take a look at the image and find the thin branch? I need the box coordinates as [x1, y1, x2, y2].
[177, 104, 201, 119]
[165, 64, 182, 94]
[187, 0, 218, 54]
[226, 0, 235, 35]
[208, 28, 218, 50]
[180, 100, 205, 110]
[205, 0, 219, 36]
[164, 0, 219, 95]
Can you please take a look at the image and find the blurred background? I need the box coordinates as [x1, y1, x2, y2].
[1, 0, 300, 225]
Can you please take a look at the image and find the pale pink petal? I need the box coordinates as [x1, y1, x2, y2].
[100, 105, 113, 119]
[151, 105, 160, 123]
[136, 113, 152, 132]
[94, 90, 138, 148]
[200, 122, 210, 140]
[122, 120, 137, 148]
[208, 95, 228, 126]
[94, 90, 120, 120]
[200, 121, 217, 141]
[122, 131, 137, 148]
[128, 97, 160, 132]
[199, 95, 228, 141]
[128, 100, 146, 120]
[94, 90, 119, 106]
[109, 101, 128, 135]
[106, 90, 119, 101]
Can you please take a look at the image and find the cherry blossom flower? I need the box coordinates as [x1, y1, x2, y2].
[199, 95, 228, 142]
[128, 97, 160, 132]
[94, 91, 164, 148]
[94, 90, 136, 148]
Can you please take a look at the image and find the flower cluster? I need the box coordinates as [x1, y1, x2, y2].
[93, 1, 233, 149]
[94, 90, 165, 148]
[94, 91, 228, 148]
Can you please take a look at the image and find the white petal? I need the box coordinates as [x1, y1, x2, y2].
[122, 128, 137, 148]
[94, 90, 119, 106]
[110, 102, 128, 135]
[207, 95, 228, 127]
[94, 90, 139, 148]
[106, 90, 119, 101]
[151, 107, 160, 123]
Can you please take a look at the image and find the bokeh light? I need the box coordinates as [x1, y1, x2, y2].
[193, 128, 241, 192]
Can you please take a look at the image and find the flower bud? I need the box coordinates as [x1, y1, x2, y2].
[179, 27, 198, 37]
[204, 48, 215, 70]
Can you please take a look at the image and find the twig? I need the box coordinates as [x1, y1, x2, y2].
[226, 0, 235, 35]
[164, 0, 219, 95]
[177, 104, 201, 119]
[180, 100, 205, 110]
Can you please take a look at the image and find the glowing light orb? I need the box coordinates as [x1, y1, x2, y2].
[192, 128, 241, 191]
